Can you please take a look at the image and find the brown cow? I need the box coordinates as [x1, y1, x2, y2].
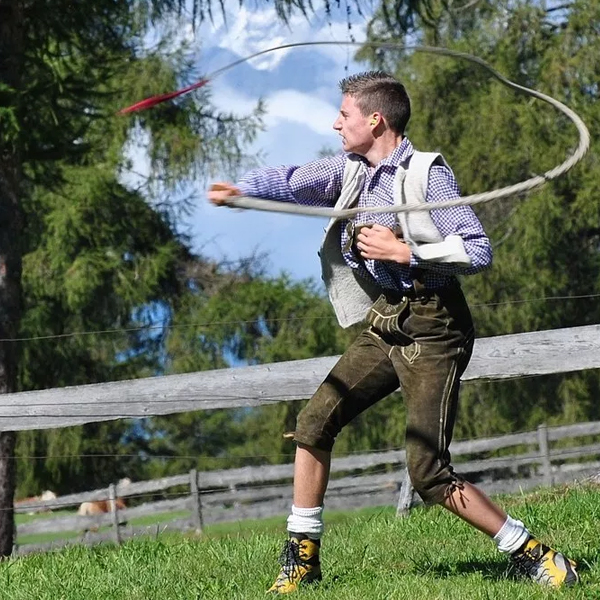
[77, 478, 130, 516]
[77, 497, 126, 516]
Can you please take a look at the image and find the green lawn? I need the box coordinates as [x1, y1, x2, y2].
[15, 510, 193, 546]
[2, 484, 600, 599]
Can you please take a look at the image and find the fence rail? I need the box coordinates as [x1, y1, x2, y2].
[2, 323, 600, 432]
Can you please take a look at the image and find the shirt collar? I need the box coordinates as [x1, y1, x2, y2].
[348, 137, 414, 170]
[379, 137, 413, 167]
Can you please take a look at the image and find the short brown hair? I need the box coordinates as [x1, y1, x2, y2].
[339, 71, 411, 134]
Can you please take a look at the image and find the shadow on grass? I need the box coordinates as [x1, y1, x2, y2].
[408, 556, 512, 581]
[408, 551, 593, 582]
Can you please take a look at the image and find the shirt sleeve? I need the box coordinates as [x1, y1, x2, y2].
[236, 154, 346, 207]
[409, 164, 493, 275]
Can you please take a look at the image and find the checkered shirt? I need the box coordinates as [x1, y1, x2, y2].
[238, 138, 492, 291]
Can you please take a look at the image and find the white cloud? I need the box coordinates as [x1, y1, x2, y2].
[207, 78, 338, 140]
[207, 80, 258, 114]
[265, 90, 338, 136]
[200, 1, 370, 72]
[214, 9, 293, 70]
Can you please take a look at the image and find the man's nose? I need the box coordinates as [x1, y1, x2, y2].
[333, 118, 341, 131]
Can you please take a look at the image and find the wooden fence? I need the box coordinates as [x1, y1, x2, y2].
[14, 419, 600, 556]
[1, 323, 600, 432]
[7, 323, 600, 554]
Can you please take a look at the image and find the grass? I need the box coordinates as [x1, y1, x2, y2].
[2, 484, 600, 599]
[15, 510, 193, 546]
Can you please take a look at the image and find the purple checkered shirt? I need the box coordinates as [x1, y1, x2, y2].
[238, 138, 492, 292]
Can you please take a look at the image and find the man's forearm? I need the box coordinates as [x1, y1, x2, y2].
[238, 155, 345, 206]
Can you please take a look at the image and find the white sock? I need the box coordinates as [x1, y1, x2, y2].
[286, 505, 324, 540]
[493, 515, 530, 554]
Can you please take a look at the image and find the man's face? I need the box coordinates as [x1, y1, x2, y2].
[333, 95, 374, 155]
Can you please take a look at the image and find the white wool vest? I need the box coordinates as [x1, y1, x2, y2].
[319, 151, 470, 328]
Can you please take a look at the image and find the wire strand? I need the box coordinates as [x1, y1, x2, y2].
[3, 292, 600, 343]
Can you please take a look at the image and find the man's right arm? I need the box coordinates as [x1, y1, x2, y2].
[234, 154, 346, 207]
[208, 182, 242, 205]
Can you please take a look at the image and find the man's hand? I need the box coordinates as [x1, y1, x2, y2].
[207, 182, 242, 206]
[356, 223, 411, 264]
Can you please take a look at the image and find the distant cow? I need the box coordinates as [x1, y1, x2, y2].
[77, 497, 127, 516]
[15, 490, 57, 515]
[77, 478, 131, 516]
[40, 490, 57, 502]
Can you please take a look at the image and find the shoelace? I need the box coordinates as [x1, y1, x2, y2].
[512, 545, 549, 579]
[279, 539, 302, 574]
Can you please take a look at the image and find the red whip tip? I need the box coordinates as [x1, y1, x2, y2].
[117, 79, 210, 115]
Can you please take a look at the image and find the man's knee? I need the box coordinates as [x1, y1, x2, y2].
[293, 403, 338, 452]
[407, 469, 439, 504]
[407, 457, 459, 505]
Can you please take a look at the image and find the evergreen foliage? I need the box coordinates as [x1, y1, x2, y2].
[9, 0, 264, 497]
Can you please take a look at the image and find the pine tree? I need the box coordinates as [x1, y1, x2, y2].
[1, 0, 265, 551]
[0, 0, 25, 557]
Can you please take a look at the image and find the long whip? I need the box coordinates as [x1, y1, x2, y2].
[119, 41, 591, 218]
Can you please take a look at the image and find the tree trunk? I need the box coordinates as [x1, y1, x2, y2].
[0, 0, 25, 557]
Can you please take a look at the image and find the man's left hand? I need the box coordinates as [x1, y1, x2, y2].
[356, 223, 411, 264]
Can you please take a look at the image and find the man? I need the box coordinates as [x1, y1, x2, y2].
[208, 71, 578, 592]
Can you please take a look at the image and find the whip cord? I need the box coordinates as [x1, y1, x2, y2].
[204, 42, 590, 218]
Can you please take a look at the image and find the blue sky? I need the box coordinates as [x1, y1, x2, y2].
[184, 3, 373, 286]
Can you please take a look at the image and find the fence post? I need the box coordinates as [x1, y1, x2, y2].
[396, 467, 414, 518]
[537, 423, 553, 487]
[229, 483, 241, 509]
[190, 469, 204, 534]
[108, 483, 121, 545]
